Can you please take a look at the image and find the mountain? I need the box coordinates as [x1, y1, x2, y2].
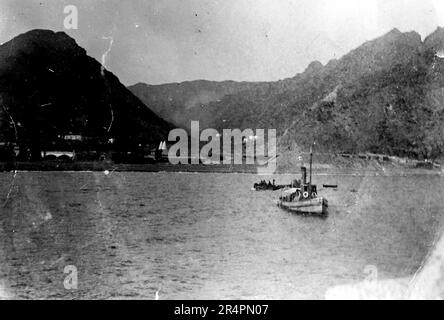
[130, 28, 444, 159]
[0, 29, 171, 159]
[128, 80, 266, 129]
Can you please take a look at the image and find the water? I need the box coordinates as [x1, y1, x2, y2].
[0, 171, 443, 299]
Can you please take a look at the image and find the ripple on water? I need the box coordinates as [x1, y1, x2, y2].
[0, 172, 443, 299]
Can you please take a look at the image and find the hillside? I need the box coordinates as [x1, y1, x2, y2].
[130, 28, 444, 160]
[129, 80, 266, 129]
[0, 29, 171, 160]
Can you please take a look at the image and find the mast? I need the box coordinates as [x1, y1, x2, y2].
[309, 143, 313, 187]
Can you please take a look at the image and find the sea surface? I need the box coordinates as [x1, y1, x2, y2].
[0, 171, 443, 299]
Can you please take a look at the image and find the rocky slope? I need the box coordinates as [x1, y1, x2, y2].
[130, 28, 444, 159]
[0, 29, 171, 159]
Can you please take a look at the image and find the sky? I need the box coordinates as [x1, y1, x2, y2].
[1, 0, 444, 85]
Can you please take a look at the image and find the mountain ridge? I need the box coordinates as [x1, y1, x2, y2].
[129, 27, 444, 159]
[0, 29, 172, 159]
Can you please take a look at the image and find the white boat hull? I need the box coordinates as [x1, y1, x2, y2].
[277, 197, 328, 215]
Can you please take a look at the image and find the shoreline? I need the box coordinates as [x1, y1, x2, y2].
[0, 160, 442, 176]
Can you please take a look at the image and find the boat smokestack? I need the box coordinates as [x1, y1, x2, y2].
[301, 166, 307, 185]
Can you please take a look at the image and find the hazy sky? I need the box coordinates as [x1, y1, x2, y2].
[1, 0, 444, 85]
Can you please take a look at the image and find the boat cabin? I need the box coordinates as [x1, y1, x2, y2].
[280, 166, 318, 201]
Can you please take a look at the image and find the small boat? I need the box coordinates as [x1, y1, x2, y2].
[277, 190, 328, 215]
[276, 145, 328, 216]
[252, 179, 287, 191]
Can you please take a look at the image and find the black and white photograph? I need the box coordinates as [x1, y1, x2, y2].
[1, 0, 444, 303]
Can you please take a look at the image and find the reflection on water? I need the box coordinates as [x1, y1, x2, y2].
[0, 171, 443, 299]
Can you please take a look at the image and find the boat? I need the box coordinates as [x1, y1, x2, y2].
[252, 179, 287, 191]
[277, 189, 328, 215]
[276, 145, 328, 215]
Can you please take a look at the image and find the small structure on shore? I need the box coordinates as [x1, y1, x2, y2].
[41, 151, 75, 161]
